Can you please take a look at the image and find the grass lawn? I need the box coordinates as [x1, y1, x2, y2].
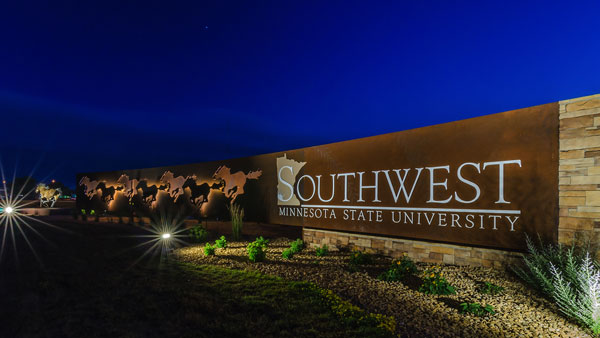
[0, 217, 393, 338]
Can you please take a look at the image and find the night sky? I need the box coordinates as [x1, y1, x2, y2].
[1, 1, 599, 188]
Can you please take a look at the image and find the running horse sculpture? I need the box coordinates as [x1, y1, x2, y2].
[36, 183, 61, 207]
[160, 171, 193, 202]
[79, 176, 100, 199]
[212, 166, 262, 203]
[116, 174, 139, 201]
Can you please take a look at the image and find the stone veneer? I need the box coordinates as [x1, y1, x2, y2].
[304, 94, 600, 268]
[303, 228, 522, 268]
[558, 94, 600, 248]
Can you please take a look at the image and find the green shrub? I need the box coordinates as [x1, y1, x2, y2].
[459, 302, 495, 316]
[418, 267, 456, 295]
[281, 238, 304, 260]
[378, 255, 418, 282]
[189, 225, 209, 243]
[247, 236, 269, 262]
[479, 282, 504, 295]
[254, 236, 269, 247]
[290, 238, 304, 253]
[282, 248, 295, 259]
[349, 250, 372, 266]
[90, 209, 99, 222]
[204, 243, 216, 256]
[512, 235, 600, 334]
[315, 244, 329, 257]
[215, 235, 227, 248]
[229, 203, 244, 241]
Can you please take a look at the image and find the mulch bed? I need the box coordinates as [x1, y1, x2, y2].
[175, 238, 591, 338]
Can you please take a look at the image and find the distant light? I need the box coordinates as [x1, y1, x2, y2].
[51, 179, 56, 184]
[161, 233, 171, 239]
[5, 206, 14, 214]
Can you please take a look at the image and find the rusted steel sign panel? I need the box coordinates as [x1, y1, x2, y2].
[78, 102, 558, 251]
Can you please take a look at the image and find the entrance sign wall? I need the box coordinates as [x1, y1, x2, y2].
[79, 95, 600, 262]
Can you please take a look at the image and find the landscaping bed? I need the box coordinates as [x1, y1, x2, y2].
[175, 238, 592, 338]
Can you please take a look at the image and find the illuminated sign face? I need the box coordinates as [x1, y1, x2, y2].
[277, 156, 522, 230]
[273, 102, 559, 250]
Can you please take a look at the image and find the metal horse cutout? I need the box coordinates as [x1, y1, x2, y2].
[116, 174, 139, 201]
[212, 166, 262, 203]
[36, 183, 61, 207]
[79, 176, 100, 199]
[159, 171, 193, 202]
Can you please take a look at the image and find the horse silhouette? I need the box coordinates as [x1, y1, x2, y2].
[212, 166, 262, 203]
[96, 182, 117, 204]
[116, 174, 139, 200]
[160, 171, 192, 202]
[136, 181, 165, 205]
[183, 176, 222, 207]
[79, 176, 100, 199]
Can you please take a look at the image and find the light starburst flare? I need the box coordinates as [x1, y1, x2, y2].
[0, 158, 67, 266]
[119, 207, 193, 268]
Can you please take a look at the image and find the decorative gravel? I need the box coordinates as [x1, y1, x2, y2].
[174, 238, 591, 338]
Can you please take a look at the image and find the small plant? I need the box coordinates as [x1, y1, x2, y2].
[512, 235, 600, 334]
[378, 255, 418, 282]
[349, 250, 372, 266]
[203, 243, 216, 256]
[254, 236, 269, 247]
[189, 225, 209, 243]
[247, 236, 269, 262]
[215, 235, 227, 248]
[315, 244, 329, 257]
[290, 238, 304, 253]
[229, 203, 244, 241]
[419, 267, 456, 295]
[90, 209, 99, 221]
[459, 302, 495, 316]
[282, 238, 304, 260]
[480, 282, 504, 295]
[81, 209, 88, 221]
[282, 248, 295, 259]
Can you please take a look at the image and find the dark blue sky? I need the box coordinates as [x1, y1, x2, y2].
[1, 1, 599, 187]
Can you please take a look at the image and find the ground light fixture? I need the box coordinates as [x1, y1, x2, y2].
[161, 233, 171, 239]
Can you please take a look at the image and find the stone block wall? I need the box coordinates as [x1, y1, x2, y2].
[303, 228, 522, 268]
[559, 94, 600, 248]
